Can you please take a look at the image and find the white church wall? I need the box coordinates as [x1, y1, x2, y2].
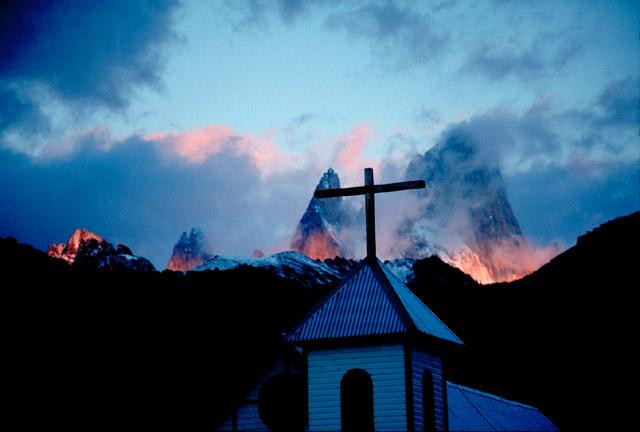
[308, 344, 407, 431]
[412, 348, 446, 432]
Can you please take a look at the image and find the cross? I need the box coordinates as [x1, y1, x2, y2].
[315, 167, 425, 260]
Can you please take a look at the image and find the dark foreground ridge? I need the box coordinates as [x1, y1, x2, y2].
[1, 211, 638, 431]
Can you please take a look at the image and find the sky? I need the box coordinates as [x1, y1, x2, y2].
[0, 0, 638, 268]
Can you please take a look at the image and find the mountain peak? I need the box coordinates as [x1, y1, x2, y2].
[290, 168, 354, 260]
[403, 131, 529, 282]
[166, 227, 213, 271]
[317, 167, 340, 190]
[47, 228, 154, 271]
[48, 228, 104, 263]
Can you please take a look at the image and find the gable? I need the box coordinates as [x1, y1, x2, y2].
[287, 258, 462, 345]
[288, 261, 408, 341]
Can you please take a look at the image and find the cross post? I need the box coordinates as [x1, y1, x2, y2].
[314, 167, 425, 260]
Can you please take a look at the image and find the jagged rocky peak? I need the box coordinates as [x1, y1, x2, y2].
[47, 228, 155, 272]
[317, 167, 340, 190]
[48, 228, 104, 263]
[402, 130, 527, 282]
[166, 228, 213, 271]
[290, 168, 354, 260]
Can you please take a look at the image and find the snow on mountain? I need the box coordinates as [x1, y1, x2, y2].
[286, 130, 550, 283]
[383, 258, 417, 283]
[48, 228, 104, 264]
[194, 251, 353, 288]
[290, 168, 355, 260]
[166, 228, 213, 271]
[47, 228, 155, 272]
[401, 131, 533, 283]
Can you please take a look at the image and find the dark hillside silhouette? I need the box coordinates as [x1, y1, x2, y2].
[2, 211, 637, 430]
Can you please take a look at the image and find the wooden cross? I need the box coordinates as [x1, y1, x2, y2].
[315, 167, 425, 259]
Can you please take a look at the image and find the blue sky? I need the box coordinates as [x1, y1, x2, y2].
[1, 0, 638, 267]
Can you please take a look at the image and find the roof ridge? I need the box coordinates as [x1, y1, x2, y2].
[447, 381, 540, 411]
[287, 257, 462, 344]
[369, 258, 417, 332]
[377, 258, 463, 345]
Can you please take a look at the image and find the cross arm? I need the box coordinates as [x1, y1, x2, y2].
[314, 180, 425, 199]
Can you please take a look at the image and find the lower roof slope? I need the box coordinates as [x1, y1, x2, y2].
[447, 382, 559, 431]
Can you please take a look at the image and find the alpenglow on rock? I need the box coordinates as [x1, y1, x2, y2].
[48, 228, 155, 272]
[401, 130, 527, 283]
[48, 228, 104, 264]
[290, 168, 355, 260]
[166, 228, 213, 271]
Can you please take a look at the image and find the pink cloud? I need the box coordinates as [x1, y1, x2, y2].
[145, 124, 299, 178]
[311, 124, 381, 186]
[146, 123, 386, 185]
[335, 124, 371, 171]
[146, 125, 237, 163]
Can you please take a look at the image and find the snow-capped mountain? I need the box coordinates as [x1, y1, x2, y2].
[194, 251, 354, 288]
[166, 228, 213, 271]
[48, 228, 155, 272]
[290, 168, 355, 259]
[287, 132, 542, 283]
[402, 131, 528, 283]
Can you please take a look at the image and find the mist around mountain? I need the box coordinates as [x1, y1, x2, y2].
[402, 129, 535, 282]
[166, 228, 213, 271]
[290, 132, 558, 283]
[290, 168, 355, 259]
[1, 212, 636, 431]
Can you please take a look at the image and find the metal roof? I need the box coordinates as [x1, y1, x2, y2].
[379, 259, 462, 344]
[447, 382, 559, 431]
[287, 258, 462, 345]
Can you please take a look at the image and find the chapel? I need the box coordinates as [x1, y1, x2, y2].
[219, 168, 558, 432]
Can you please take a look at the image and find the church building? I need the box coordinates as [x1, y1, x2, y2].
[219, 168, 558, 431]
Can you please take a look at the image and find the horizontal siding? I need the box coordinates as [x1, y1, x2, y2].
[308, 345, 407, 431]
[412, 349, 445, 432]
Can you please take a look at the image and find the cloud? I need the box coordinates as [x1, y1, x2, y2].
[225, 0, 330, 30]
[146, 124, 300, 179]
[422, 76, 639, 249]
[0, 0, 180, 149]
[228, 1, 448, 68]
[0, 130, 314, 268]
[462, 38, 581, 81]
[324, 1, 448, 67]
[436, 77, 639, 175]
[333, 125, 372, 174]
[0, 86, 50, 137]
[0, 121, 382, 268]
[0, 0, 179, 109]
[591, 76, 638, 128]
[1, 72, 636, 272]
[506, 160, 640, 246]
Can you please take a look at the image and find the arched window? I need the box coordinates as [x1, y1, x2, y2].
[341, 369, 374, 432]
[423, 370, 435, 432]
